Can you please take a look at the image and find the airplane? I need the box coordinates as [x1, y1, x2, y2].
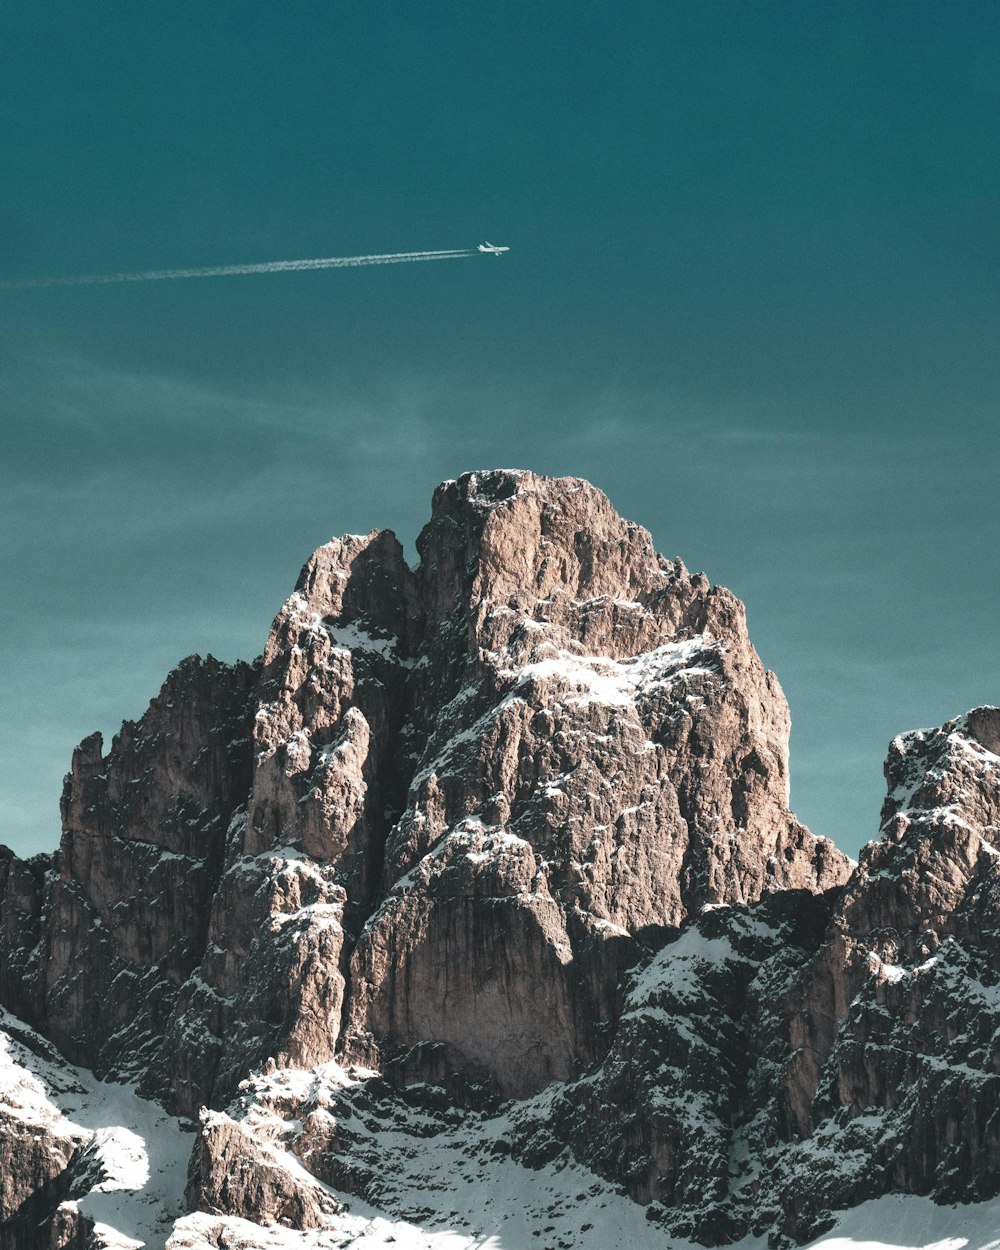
[477, 242, 510, 255]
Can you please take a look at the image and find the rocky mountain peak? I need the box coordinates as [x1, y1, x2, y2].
[880, 705, 1000, 839]
[13, 474, 1000, 1248]
[829, 703, 1000, 951]
[290, 528, 417, 655]
[0, 472, 852, 1117]
[779, 704, 1000, 1237]
[417, 469, 666, 610]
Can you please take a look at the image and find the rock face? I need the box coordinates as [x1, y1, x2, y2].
[0, 849, 48, 1029]
[0, 1013, 95, 1250]
[544, 889, 839, 1242]
[154, 470, 848, 1111]
[196, 891, 839, 1245]
[1, 655, 258, 1087]
[176, 703, 1000, 1247]
[0, 469, 996, 1248]
[776, 706, 1000, 1238]
[341, 474, 847, 1096]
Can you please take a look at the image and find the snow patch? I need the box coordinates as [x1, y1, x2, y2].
[320, 621, 401, 661]
[0, 1010, 193, 1249]
[509, 635, 720, 709]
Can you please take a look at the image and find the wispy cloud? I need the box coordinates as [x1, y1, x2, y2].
[1, 340, 996, 860]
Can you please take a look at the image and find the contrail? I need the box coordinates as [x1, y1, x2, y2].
[0, 248, 476, 290]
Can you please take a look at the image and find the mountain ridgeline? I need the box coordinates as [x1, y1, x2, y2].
[0, 471, 997, 1249]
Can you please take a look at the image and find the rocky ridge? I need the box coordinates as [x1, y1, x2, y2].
[779, 707, 1000, 1231]
[0, 470, 996, 1248]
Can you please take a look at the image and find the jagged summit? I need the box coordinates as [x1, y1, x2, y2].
[0, 474, 995, 1249]
[419, 468, 674, 604]
[208, 468, 848, 1104]
[880, 704, 1000, 832]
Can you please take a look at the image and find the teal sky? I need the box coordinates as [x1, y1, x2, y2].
[2, 2, 997, 860]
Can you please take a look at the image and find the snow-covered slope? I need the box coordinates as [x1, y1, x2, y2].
[0, 1008, 193, 1248]
[6, 1004, 997, 1250]
[172, 1051, 1000, 1250]
[168, 1193, 1000, 1250]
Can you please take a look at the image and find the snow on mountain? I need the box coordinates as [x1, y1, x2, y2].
[166, 1195, 1000, 1250]
[1, 473, 998, 1248]
[174, 1047, 1000, 1250]
[6, 1003, 999, 1250]
[0, 1008, 193, 1247]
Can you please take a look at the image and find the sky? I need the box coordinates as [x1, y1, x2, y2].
[1, 1, 997, 861]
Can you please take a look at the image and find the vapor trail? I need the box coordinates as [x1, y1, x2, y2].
[0, 249, 476, 290]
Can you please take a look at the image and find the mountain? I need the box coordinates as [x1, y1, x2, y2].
[0, 470, 996, 1250]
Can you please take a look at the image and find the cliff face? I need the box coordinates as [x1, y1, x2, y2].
[776, 707, 1000, 1235]
[0, 655, 258, 1089]
[177, 700, 1000, 1247]
[156, 470, 847, 1112]
[347, 473, 846, 1095]
[0, 470, 996, 1249]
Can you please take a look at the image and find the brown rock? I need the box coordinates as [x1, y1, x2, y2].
[0, 469, 873, 1245]
[778, 706, 1000, 1237]
[158, 471, 848, 1106]
[189, 1109, 342, 1230]
[0, 471, 848, 1112]
[35, 655, 258, 1086]
[342, 472, 849, 1093]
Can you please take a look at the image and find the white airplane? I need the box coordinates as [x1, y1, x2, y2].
[477, 241, 510, 255]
